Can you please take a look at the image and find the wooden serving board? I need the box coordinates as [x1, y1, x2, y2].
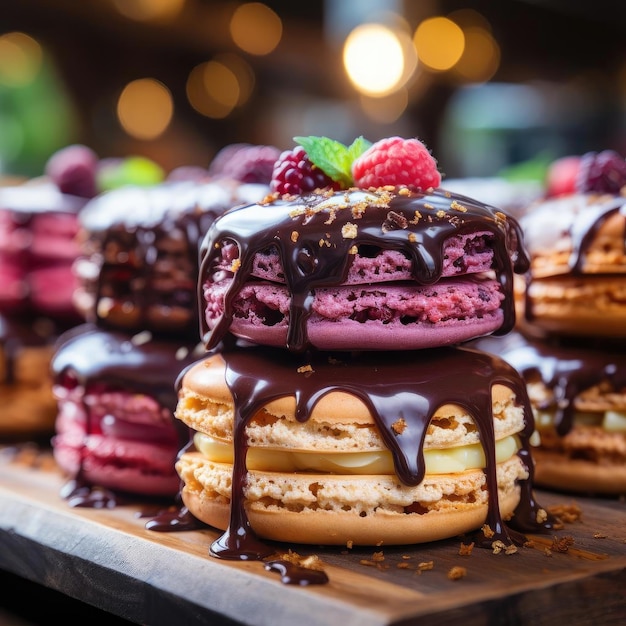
[0, 442, 625, 626]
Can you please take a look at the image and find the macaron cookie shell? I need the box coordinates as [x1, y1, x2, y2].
[174, 345, 552, 548]
[199, 186, 528, 352]
[516, 191, 626, 340]
[51, 324, 203, 498]
[0, 313, 61, 441]
[473, 332, 626, 495]
[73, 179, 269, 339]
[0, 182, 87, 320]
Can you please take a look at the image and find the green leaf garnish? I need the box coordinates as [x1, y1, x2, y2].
[294, 136, 371, 188]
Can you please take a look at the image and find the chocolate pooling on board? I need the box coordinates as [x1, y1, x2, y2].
[164, 343, 555, 578]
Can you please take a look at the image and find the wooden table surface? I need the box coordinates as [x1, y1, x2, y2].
[0, 442, 624, 626]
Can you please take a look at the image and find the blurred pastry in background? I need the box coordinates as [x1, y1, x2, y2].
[473, 332, 626, 496]
[515, 150, 626, 341]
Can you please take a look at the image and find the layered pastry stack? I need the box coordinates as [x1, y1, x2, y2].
[50, 174, 271, 506]
[0, 165, 90, 442]
[170, 136, 554, 565]
[477, 150, 626, 495]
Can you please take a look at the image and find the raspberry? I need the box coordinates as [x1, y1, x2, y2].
[45, 144, 99, 198]
[545, 155, 581, 197]
[576, 150, 626, 194]
[270, 145, 341, 195]
[209, 144, 281, 184]
[351, 137, 441, 190]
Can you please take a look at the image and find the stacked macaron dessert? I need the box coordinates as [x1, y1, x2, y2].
[50, 147, 275, 506]
[0, 147, 95, 442]
[170, 136, 555, 565]
[476, 150, 626, 496]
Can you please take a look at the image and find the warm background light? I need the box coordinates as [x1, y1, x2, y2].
[452, 26, 500, 83]
[0, 32, 42, 87]
[186, 60, 240, 119]
[117, 78, 174, 140]
[230, 3, 282, 56]
[343, 23, 404, 96]
[413, 17, 464, 71]
[111, 0, 185, 22]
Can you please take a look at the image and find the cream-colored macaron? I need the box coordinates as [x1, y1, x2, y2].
[175, 348, 536, 546]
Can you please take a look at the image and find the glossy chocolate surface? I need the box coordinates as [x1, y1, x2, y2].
[79, 180, 268, 337]
[51, 324, 203, 507]
[169, 343, 555, 568]
[199, 187, 529, 352]
[476, 332, 626, 437]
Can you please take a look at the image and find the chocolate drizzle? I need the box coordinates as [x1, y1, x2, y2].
[478, 332, 626, 437]
[79, 181, 268, 338]
[524, 196, 626, 323]
[202, 344, 553, 562]
[199, 188, 529, 353]
[50, 324, 202, 506]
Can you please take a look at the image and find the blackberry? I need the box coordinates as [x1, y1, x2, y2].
[270, 145, 340, 195]
[576, 150, 626, 194]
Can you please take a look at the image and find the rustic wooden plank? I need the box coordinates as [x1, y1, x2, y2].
[0, 443, 624, 625]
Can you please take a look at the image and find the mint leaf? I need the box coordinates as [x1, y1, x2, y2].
[346, 136, 372, 162]
[294, 136, 371, 188]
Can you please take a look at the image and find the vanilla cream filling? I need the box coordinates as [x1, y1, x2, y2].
[534, 410, 626, 433]
[193, 432, 521, 475]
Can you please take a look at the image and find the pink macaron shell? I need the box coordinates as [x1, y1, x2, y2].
[52, 386, 181, 496]
[229, 311, 504, 351]
[29, 212, 80, 262]
[28, 265, 80, 317]
[205, 276, 505, 350]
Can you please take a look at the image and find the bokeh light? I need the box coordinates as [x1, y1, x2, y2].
[212, 52, 256, 107]
[230, 3, 282, 56]
[0, 32, 43, 87]
[451, 26, 500, 83]
[186, 60, 240, 119]
[343, 23, 405, 96]
[111, 0, 186, 22]
[117, 78, 174, 140]
[413, 17, 465, 72]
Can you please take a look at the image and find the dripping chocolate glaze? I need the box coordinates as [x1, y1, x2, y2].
[50, 324, 202, 507]
[177, 344, 554, 563]
[524, 197, 626, 323]
[198, 187, 529, 353]
[79, 181, 268, 339]
[477, 332, 626, 437]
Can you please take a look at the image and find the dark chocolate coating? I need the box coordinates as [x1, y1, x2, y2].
[475, 332, 626, 437]
[77, 180, 268, 338]
[199, 187, 529, 352]
[172, 343, 555, 561]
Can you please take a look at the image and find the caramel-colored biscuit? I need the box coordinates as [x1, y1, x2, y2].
[175, 349, 535, 546]
[517, 193, 626, 339]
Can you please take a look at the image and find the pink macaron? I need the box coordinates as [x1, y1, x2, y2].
[51, 324, 203, 501]
[199, 187, 528, 352]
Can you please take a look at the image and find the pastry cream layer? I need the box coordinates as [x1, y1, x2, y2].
[193, 432, 521, 475]
[535, 410, 626, 433]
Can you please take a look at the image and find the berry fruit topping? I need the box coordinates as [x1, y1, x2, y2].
[351, 136, 441, 190]
[545, 155, 581, 198]
[45, 144, 99, 198]
[270, 145, 342, 195]
[576, 150, 626, 194]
